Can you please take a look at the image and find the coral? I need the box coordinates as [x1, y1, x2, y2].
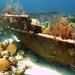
[0, 59, 10, 71]
[60, 16, 69, 25]
[50, 16, 73, 39]
[66, 25, 73, 39]
[0, 41, 28, 74]
[0, 42, 3, 57]
[0, 42, 3, 48]
[31, 18, 40, 26]
[10, 57, 17, 66]
[58, 23, 67, 39]
[50, 22, 59, 36]
[50, 25, 59, 36]
[0, 42, 3, 51]
[6, 43, 17, 55]
[58, 17, 73, 39]
[42, 28, 50, 34]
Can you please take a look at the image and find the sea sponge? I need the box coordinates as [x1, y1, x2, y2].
[6, 43, 17, 55]
[0, 59, 10, 71]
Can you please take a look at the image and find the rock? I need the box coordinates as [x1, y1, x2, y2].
[17, 61, 27, 75]
[15, 54, 24, 61]
[1, 51, 9, 59]
[3, 71, 12, 75]
[11, 66, 17, 74]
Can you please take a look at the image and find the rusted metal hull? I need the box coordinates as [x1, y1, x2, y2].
[12, 28, 75, 68]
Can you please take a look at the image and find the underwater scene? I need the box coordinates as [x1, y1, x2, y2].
[0, 0, 75, 75]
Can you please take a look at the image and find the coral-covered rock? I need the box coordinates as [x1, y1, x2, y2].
[10, 57, 17, 66]
[49, 16, 73, 39]
[0, 59, 10, 71]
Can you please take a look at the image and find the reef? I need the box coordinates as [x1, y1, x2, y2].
[0, 41, 30, 75]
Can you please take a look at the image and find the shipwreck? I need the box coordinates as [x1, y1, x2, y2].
[1, 12, 75, 70]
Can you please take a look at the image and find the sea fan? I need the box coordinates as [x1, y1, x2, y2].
[0, 59, 10, 71]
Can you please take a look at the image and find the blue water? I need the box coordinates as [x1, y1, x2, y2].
[0, 0, 75, 14]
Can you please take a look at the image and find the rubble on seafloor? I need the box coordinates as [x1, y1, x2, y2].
[0, 41, 31, 75]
